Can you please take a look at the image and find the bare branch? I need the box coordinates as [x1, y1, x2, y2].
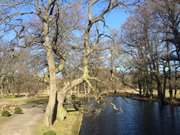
[0, 11, 34, 23]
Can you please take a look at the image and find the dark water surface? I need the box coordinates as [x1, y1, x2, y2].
[80, 97, 180, 135]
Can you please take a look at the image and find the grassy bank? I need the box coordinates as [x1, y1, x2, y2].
[34, 111, 83, 135]
[0, 96, 48, 106]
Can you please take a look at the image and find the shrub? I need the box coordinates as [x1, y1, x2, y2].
[71, 95, 76, 100]
[1, 110, 11, 117]
[14, 107, 23, 114]
[43, 130, 56, 135]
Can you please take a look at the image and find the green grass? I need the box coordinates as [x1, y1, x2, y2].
[25, 97, 48, 105]
[43, 130, 57, 135]
[1, 110, 11, 117]
[14, 107, 23, 114]
[0, 96, 48, 106]
[34, 112, 83, 135]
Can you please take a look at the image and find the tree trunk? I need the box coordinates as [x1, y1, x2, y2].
[83, 31, 90, 80]
[163, 65, 167, 99]
[44, 35, 58, 126]
[174, 65, 177, 98]
[168, 63, 173, 102]
[156, 76, 164, 104]
[149, 76, 153, 98]
[154, 66, 164, 103]
[138, 78, 142, 96]
[57, 92, 66, 121]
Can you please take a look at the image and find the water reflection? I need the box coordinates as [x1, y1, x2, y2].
[80, 97, 180, 135]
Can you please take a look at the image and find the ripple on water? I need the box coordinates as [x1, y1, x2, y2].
[80, 97, 180, 135]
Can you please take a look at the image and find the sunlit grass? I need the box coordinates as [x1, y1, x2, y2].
[0, 96, 48, 105]
[34, 111, 83, 135]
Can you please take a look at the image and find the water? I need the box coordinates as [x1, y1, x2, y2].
[80, 97, 180, 135]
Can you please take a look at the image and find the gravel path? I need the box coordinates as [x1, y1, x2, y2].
[0, 106, 44, 135]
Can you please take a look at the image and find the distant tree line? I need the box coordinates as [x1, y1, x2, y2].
[121, 0, 180, 103]
[0, 44, 46, 96]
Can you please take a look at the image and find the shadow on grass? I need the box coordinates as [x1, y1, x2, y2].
[25, 97, 48, 105]
[33, 112, 83, 135]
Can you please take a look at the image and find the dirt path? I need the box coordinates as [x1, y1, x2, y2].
[0, 106, 44, 135]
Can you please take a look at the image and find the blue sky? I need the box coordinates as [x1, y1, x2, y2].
[105, 9, 129, 30]
[92, 1, 129, 30]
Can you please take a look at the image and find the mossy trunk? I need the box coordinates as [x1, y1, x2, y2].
[57, 92, 67, 121]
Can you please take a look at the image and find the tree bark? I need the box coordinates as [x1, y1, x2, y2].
[57, 92, 66, 121]
[174, 65, 177, 98]
[163, 64, 167, 99]
[44, 33, 58, 126]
